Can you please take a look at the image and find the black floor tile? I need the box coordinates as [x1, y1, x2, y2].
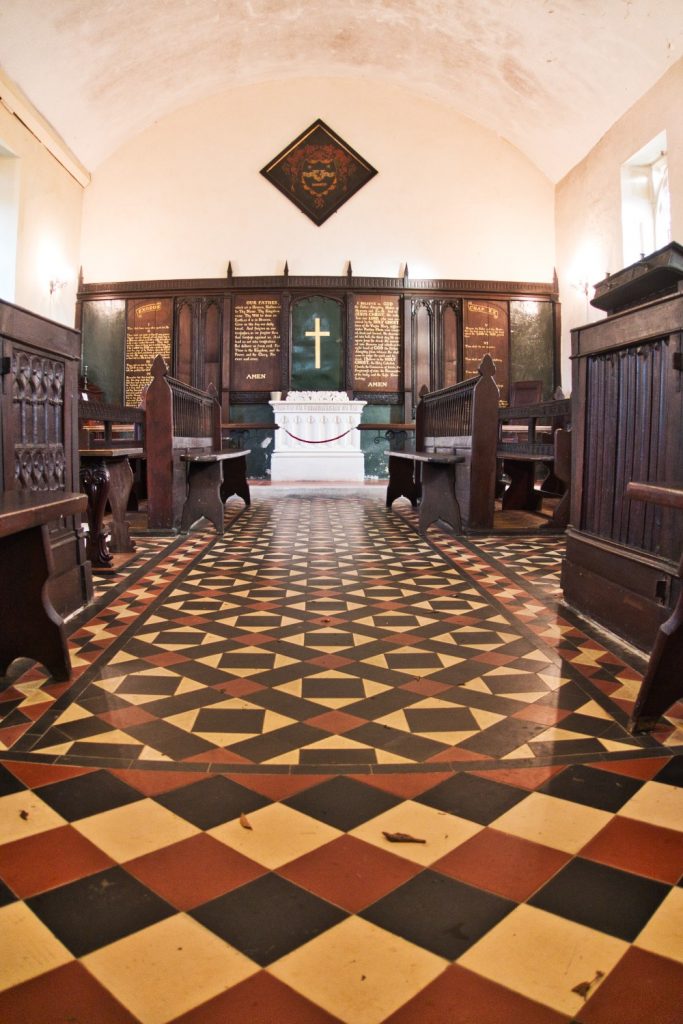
[36, 770, 143, 820]
[459, 718, 548, 757]
[191, 872, 347, 966]
[229, 723, 327, 763]
[154, 774, 269, 829]
[347, 722, 447, 761]
[405, 706, 480, 733]
[536, 763, 643, 812]
[124, 720, 215, 759]
[654, 756, 683, 787]
[192, 708, 265, 734]
[416, 773, 527, 824]
[529, 738, 608, 757]
[117, 674, 182, 696]
[0, 878, 17, 906]
[0, 763, 26, 796]
[361, 870, 515, 960]
[283, 776, 400, 830]
[528, 858, 670, 942]
[26, 867, 175, 956]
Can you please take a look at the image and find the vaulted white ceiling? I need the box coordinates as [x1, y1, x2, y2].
[0, 0, 680, 182]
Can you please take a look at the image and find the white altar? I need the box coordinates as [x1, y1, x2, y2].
[269, 391, 367, 482]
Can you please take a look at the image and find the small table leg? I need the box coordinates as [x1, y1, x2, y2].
[0, 525, 72, 680]
[419, 462, 462, 536]
[80, 461, 113, 569]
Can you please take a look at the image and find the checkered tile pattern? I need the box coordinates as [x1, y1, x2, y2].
[0, 491, 681, 1021]
[0, 756, 681, 1022]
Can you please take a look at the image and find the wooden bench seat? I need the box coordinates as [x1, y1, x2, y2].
[180, 450, 251, 535]
[0, 490, 87, 681]
[387, 450, 466, 535]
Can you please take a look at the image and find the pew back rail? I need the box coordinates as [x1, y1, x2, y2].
[145, 355, 223, 530]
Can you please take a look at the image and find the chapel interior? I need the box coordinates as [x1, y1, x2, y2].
[0, 3, 682, 1022]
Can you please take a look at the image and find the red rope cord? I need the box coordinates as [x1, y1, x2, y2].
[284, 427, 356, 444]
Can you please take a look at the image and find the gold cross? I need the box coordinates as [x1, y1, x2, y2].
[305, 317, 330, 369]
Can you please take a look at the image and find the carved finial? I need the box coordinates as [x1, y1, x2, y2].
[552, 267, 559, 293]
[403, 263, 409, 279]
[78, 266, 84, 289]
[284, 260, 289, 277]
[347, 260, 353, 278]
[479, 354, 496, 378]
[151, 354, 169, 378]
[206, 381, 218, 397]
[227, 261, 233, 278]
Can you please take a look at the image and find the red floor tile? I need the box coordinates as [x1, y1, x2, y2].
[384, 963, 568, 1024]
[579, 815, 683, 884]
[577, 947, 683, 1024]
[124, 833, 267, 910]
[470, 765, 565, 790]
[108, 767, 202, 796]
[304, 710, 367, 733]
[0, 961, 139, 1023]
[353, 772, 452, 799]
[432, 827, 570, 902]
[231, 774, 333, 801]
[168, 970, 342, 1023]
[594, 756, 673, 781]
[0, 825, 114, 898]
[278, 834, 421, 912]
[0, 761, 97, 790]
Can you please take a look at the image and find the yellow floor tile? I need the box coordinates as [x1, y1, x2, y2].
[617, 781, 683, 832]
[73, 797, 199, 860]
[0, 903, 72, 991]
[269, 915, 447, 1024]
[82, 913, 258, 1024]
[458, 903, 628, 1016]
[0, 791, 67, 845]
[349, 799, 482, 866]
[492, 791, 612, 853]
[208, 801, 341, 869]
[634, 887, 683, 964]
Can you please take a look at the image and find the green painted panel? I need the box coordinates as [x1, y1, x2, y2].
[509, 301, 554, 399]
[227, 404, 275, 480]
[291, 296, 343, 391]
[81, 300, 126, 403]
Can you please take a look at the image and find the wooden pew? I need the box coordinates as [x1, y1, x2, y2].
[0, 490, 87, 680]
[145, 356, 250, 533]
[386, 354, 499, 534]
[497, 397, 571, 525]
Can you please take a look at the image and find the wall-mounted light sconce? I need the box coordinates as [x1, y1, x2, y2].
[49, 278, 67, 295]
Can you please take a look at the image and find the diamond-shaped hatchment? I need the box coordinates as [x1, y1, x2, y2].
[261, 119, 377, 225]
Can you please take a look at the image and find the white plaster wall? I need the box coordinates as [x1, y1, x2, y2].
[0, 105, 83, 325]
[555, 59, 683, 391]
[80, 77, 555, 285]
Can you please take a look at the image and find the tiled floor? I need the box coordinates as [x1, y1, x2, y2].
[0, 489, 681, 1022]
